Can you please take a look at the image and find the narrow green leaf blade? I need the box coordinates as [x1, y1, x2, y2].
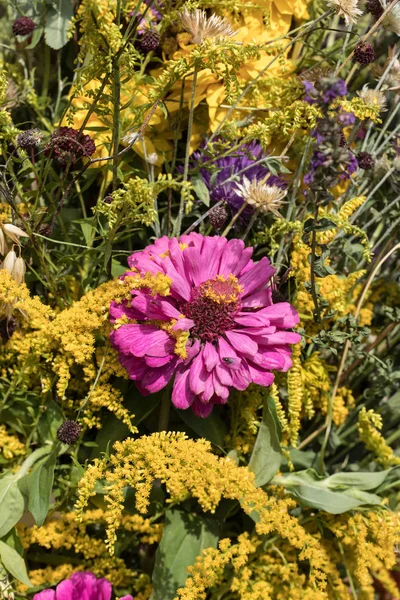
[150, 509, 219, 600]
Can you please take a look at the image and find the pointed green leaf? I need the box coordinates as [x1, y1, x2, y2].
[26, 449, 57, 526]
[248, 393, 282, 487]
[0, 476, 25, 538]
[0, 540, 31, 586]
[150, 509, 219, 600]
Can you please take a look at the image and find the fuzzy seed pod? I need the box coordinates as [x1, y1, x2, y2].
[354, 42, 375, 65]
[12, 16, 36, 36]
[140, 29, 160, 53]
[57, 421, 82, 445]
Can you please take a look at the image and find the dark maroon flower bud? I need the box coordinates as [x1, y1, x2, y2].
[57, 420, 82, 445]
[16, 129, 43, 151]
[12, 16, 36, 36]
[139, 29, 160, 53]
[44, 127, 96, 167]
[103, 195, 113, 204]
[0, 317, 17, 342]
[357, 151, 374, 170]
[354, 42, 375, 65]
[366, 0, 384, 20]
[208, 203, 228, 230]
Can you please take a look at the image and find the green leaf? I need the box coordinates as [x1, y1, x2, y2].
[191, 175, 210, 207]
[325, 469, 393, 491]
[37, 399, 64, 443]
[45, 0, 74, 50]
[248, 393, 282, 487]
[0, 540, 31, 586]
[175, 407, 228, 447]
[26, 449, 57, 526]
[273, 469, 383, 514]
[150, 509, 219, 600]
[0, 476, 25, 538]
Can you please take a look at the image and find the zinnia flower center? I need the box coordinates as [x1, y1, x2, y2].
[183, 275, 242, 343]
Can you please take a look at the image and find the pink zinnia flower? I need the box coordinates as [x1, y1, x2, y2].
[110, 234, 301, 417]
[33, 571, 133, 600]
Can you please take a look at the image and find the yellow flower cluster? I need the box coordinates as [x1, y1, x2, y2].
[18, 509, 162, 594]
[0, 271, 171, 429]
[325, 510, 400, 599]
[358, 407, 400, 468]
[76, 431, 342, 595]
[0, 424, 26, 460]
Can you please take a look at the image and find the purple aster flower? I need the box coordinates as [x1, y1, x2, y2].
[339, 151, 359, 180]
[339, 111, 356, 126]
[33, 572, 133, 600]
[191, 141, 286, 216]
[110, 234, 300, 418]
[303, 77, 348, 105]
[131, 0, 162, 33]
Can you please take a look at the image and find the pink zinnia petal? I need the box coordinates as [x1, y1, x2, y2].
[225, 330, 258, 358]
[172, 368, 196, 409]
[189, 349, 209, 395]
[239, 257, 276, 297]
[192, 399, 214, 417]
[33, 591, 56, 600]
[241, 288, 272, 308]
[203, 341, 219, 372]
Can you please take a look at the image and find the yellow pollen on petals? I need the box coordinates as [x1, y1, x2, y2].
[158, 319, 189, 359]
[201, 274, 243, 305]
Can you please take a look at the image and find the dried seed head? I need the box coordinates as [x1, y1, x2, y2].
[147, 152, 159, 165]
[17, 128, 43, 151]
[327, 0, 363, 24]
[382, 2, 400, 35]
[366, 0, 384, 19]
[12, 16, 36, 36]
[180, 8, 236, 45]
[354, 42, 375, 65]
[57, 420, 82, 445]
[44, 127, 96, 167]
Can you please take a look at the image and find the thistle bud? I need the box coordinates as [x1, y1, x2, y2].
[354, 42, 375, 65]
[12, 16, 36, 36]
[57, 420, 82, 445]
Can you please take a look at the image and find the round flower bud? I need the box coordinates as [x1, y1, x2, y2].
[354, 42, 375, 65]
[140, 29, 160, 53]
[357, 151, 374, 170]
[208, 203, 228, 230]
[44, 127, 96, 167]
[366, 0, 384, 20]
[12, 16, 36, 36]
[103, 195, 113, 204]
[57, 420, 82, 445]
[16, 129, 43, 151]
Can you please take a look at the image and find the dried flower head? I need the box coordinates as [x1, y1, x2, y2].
[139, 28, 160, 53]
[235, 176, 287, 218]
[12, 16, 36, 36]
[366, 0, 384, 18]
[357, 151, 374, 170]
[44, 127, 96, 167]
[16, 129, 43, 151]
[180, 8, 236, 45]
[373, 46, 400, 92]
[209, 203, 229, 230]
[358, 85, 388, 111]
[327, 0, 363, 24]
[381, 0, 400, 35]
[0, 223, 27, 256]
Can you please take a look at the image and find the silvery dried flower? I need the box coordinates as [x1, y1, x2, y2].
[147, 152, 159, 165]
[373, 46, 400, 92]
[235, 176, 287, 218]
[327, 0, 363, 24]
[1, 251, 26, 284]
[17, 128, 43, 151]
[358, 85, 388, 111]
[180, 8, 236, 45]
